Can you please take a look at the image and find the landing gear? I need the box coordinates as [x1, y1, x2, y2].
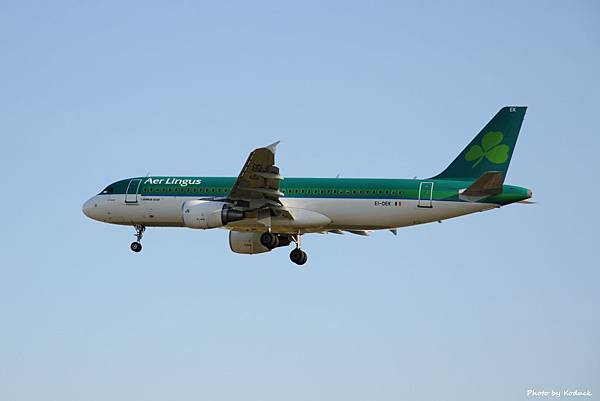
[260, 231, 308, 265]
[289, 248, 308, 265]
[130, 224, 145, 253]
[289, 233, 307, 266]
[130, 241, 142, 252]
[260, 232, 280, 249]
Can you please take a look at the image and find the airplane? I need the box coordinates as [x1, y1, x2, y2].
[82, 106, 532, 266]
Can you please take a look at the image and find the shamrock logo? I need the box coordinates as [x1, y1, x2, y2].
[465, 131, 510, 167]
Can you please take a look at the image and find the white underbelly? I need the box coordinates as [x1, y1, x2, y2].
[99, 195, 496, 231]
[280, 197, 495, 229]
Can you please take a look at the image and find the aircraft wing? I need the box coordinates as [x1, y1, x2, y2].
[227, 141, 292, 218]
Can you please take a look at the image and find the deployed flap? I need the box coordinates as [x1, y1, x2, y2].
[461, 171, 505, 197]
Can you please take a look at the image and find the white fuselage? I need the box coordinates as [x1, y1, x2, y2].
[82, 194, 497, 233]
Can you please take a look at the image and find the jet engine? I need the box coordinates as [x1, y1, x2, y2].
[229, 231, 292, 254]
[182, 200, 244, 229]
[229, 231, 270, 254]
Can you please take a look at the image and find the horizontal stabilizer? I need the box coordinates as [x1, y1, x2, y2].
[460, 171, 504, 198]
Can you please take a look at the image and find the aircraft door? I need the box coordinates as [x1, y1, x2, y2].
[125, 179, 142, 203]
[418, 182, 434, 208]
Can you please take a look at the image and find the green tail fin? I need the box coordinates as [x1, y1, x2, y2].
[432, 106, 527, 180]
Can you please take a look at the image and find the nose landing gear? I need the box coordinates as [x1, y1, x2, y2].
[130, 224, 145, 253]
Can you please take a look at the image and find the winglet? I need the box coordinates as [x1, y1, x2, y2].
[265, 141, 280, 153]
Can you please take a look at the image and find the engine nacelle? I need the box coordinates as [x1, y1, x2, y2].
[229, 231, 271, 254]
[182, 200, 244, 229]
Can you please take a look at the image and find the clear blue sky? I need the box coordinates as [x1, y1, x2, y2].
[1, 1, 598, 400]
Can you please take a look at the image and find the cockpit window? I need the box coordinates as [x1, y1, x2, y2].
[100, 185, 114, 194]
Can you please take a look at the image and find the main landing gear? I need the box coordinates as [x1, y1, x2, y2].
[289, 234, 307, 266]
[260, 232, 280, 249]
[130, 224, 145, 253]
[290, 248, 308, 266]
[260, 232, 308, 266]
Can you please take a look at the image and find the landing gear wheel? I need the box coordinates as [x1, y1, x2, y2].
[290, 248, 307, 266]
[131, 225, 145, 252]
[130, 241, 142, 252]
[260, 232, 279, 249]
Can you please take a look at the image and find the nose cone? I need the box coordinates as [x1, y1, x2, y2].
[82, 197, 99, 220]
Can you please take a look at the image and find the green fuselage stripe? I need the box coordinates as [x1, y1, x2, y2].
[102, 176, 530, 206]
